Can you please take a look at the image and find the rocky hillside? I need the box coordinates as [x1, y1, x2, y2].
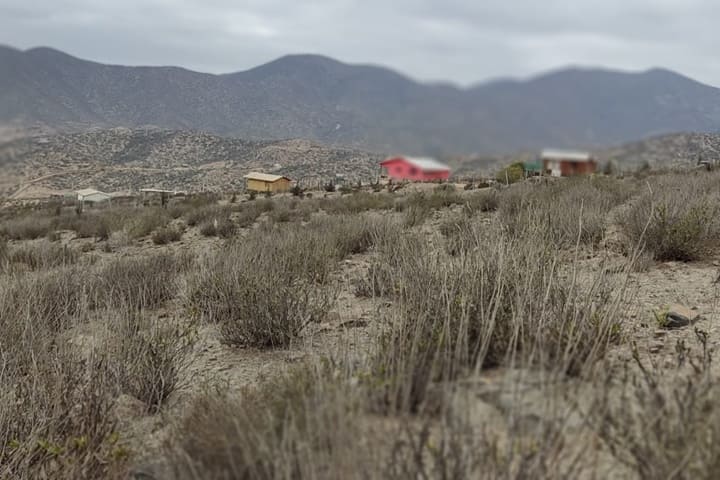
[451, 132, 720, 175]
[596, 132, 720, 168]
[0, 128, 382, 198]
[3, 45, 720, 154]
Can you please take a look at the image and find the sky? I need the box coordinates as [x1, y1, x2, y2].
[1, 0, 719, 87]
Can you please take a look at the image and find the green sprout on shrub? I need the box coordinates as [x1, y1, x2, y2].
[654, 306, 670, 327]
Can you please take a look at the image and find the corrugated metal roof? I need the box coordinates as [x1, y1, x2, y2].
[140, 188, 186, 194]
[76, 189, 111, 202]
[243, 172, 291, 182]
[541, 149, 592, 162]
[382, 156, 450, 172]
[76, 188, 104, 196]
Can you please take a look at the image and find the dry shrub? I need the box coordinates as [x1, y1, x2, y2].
[168, 193, 220, 220]
[619, 173, 720, 261]
[0, 236, 7, 265]
[52, 208, 136, 240]
[107, 229, 134, 251]
[165, 365, 371, 480]
[184, 204, 230, 228]
[200, 217, 236, 238]
[0, 268, 87, 334]
[75, 215, 110, 239]
[401, 202, 432, 227]
[399, 189, 464, 212]
[590, 331, 720, 479]
[0, 349, 127, 479]
[151, 226, 183, 245]
[164, 362, 582, 480]
[0, 271, 127, 479]
[235, 198, 275, 228]
[41, 206, 154, 241]
[267, 203, 294, 223]
[4, 240, 79, 271]
[127, 208, 172, 239]
[439, 213, 475, 255]
[370, 219, 624, 412]
[189, 215, 390, 348]
[91, 253, 190, 311]
[267, 199, 311, 224]
[499, 177, 635, 247]
[354, 225, 408, 298]
[0, 215, 55, 240]
[189, 229, 336, 348]
[324, 191, 396, 214]
[104, 313, 195, 413]
[395, 189, 465, 227]
[463, 189, 500, 215]
[384, 398, 583, 479]
[320, 214, 391, 258]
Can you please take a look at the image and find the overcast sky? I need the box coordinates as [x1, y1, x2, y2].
[1, 0, 719, 87]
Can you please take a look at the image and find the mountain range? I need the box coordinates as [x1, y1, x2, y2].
[2, 45, 720, 154]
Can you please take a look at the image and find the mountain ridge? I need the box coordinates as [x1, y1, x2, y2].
[2, 45, 720, 154]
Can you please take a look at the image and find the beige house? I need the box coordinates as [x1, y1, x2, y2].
[76, 188, 111, 204]
[244, 172, 292, 193]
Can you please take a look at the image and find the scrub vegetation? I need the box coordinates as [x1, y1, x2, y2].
[1, 171, 720, 478]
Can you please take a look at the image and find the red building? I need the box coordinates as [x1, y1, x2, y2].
[541, 149, 596, 177]
[380, 156, 451, 181]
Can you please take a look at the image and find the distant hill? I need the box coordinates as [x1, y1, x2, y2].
[2, 128, 718, 199]
[450, 132, 720, 175]
[0, 128, 382, 198]
[596, 132, 720, 168]
[3, 45, 720, 154]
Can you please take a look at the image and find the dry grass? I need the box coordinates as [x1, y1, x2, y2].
[589, 330, 720, 479]
[4, 172, 720, 479]
[152, 226, 183, 245]
[0, 254, 195, 477]
[104, 312, 195, 413]
[0, 214, 56, 240]
[369, 218, 625, 413]
[3, 240, 79, 271]
[163, 359, 586, 479]
[90, 252, 191, 312]
[0, 271, 126, 479]
[395, 187, 466, 227]
[462, 188, 500, 215]
[188, 215, 388, 348]
[619, 172, 720, 260]
[164, 365, 372, 480]
[499, 177, 635, 247]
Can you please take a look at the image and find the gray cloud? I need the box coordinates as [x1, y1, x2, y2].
[1, 0, 718, 86]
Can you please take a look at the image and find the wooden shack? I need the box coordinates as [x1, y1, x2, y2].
[541, 149, 596, 177]
[244, 173, 292, 193]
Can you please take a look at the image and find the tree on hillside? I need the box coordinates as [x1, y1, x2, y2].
[496, 162, 525, 185]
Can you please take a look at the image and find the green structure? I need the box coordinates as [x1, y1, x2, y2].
[523, 159, 544, 176]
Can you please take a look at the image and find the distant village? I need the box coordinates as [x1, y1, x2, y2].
[59, 148, 606, 209]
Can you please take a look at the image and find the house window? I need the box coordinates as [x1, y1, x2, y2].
[409, 167, 418, 175]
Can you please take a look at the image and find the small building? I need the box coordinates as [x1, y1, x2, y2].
[244, 172, 292, 193]
[140, 188, 186, 207]
[76, 188, 111, 204]
[380, 156, 451, 181]
[541, 149, 596, 177]
[523, 159, 544, 177]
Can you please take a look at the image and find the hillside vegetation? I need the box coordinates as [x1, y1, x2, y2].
[0, 129, 382, 197]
